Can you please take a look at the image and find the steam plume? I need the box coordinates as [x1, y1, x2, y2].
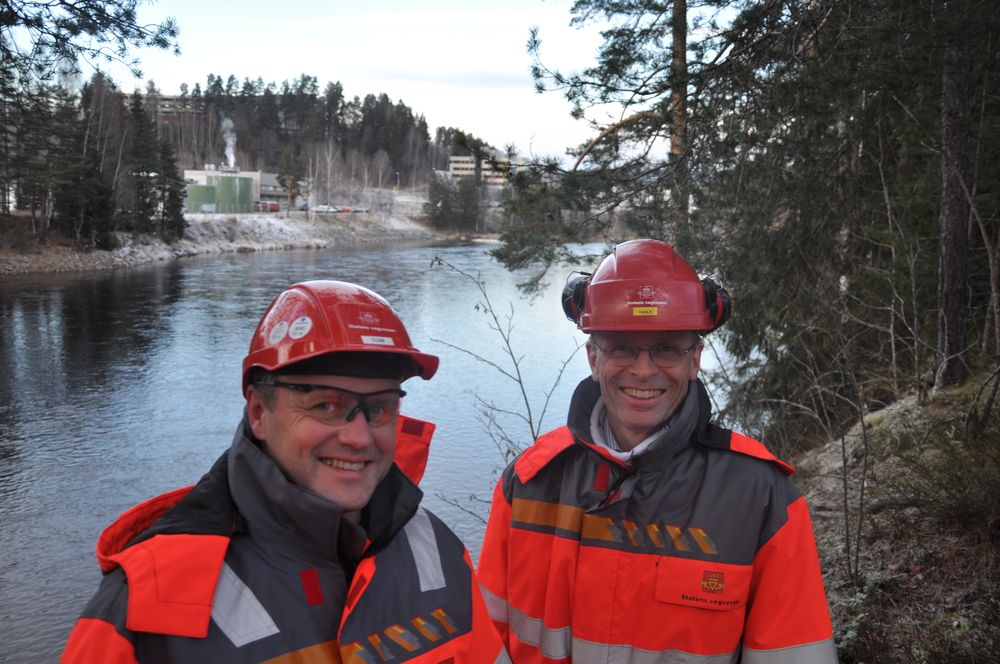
[222, 118, 236, 168]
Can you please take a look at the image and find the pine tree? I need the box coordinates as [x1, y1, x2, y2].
[126, 90, 159, 233]
[157, 138, 186, 242]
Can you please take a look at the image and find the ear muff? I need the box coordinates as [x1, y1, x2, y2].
[701, 277, 731, 331]
[562, 272, 591, 324]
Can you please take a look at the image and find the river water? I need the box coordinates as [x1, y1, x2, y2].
[0, 240, 726, 662]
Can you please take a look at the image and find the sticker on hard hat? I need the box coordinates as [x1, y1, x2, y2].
[288, 316, 313, 340]
[268, 320, 289, 345]
[632, 306, 659, 316]
[361, 335, 395, 346]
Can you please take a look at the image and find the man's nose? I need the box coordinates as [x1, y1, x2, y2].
[628, 348, 659, 376]
[336, 411, 375, 447]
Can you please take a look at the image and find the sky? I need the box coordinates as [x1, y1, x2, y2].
[95, 0, 611, 161]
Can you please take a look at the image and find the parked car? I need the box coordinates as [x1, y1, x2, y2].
[313, 204, 335, 213]
[298, 203, 309, 211]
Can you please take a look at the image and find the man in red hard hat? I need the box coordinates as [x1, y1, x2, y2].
[478, 240, 836, 663]
[63, 281, 508, 663]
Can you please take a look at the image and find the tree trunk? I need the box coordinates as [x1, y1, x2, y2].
[670, 0, 689, 233]
[935, 42, 971, 389]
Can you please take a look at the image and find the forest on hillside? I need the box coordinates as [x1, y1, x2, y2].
[2, 62, 491, 248]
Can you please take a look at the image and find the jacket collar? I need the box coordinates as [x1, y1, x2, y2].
[566, 376, 715, 460]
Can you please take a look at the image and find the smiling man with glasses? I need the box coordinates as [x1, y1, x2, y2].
[64, 281, 508, 663]
[478, 240, 836, 663]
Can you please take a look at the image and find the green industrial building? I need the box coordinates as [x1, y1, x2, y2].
[185, 173, 254, 213]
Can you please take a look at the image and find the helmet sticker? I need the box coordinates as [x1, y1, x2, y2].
[288, 316, 313, 340]
[360, 311, 380, 325]
[268, 320, 289, 345]
[361, 335, 395, 346]
[626, 285, 667, 307]
[632, 307, 659, 317]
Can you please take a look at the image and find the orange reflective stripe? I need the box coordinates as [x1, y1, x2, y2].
[689, 527, 719, 555]
[510, 498, 584, 533]
[580, 514, 616, 541]
[61, 618, 137, 664]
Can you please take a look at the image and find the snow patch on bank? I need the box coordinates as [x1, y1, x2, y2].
[1, 210, 439, 275]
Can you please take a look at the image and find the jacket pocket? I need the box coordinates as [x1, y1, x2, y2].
[654, 556, 752, 611]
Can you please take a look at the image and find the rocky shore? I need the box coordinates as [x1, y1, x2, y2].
[0, 209, 441, 276]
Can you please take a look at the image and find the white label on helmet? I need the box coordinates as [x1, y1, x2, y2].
[361, 335, 395, 346]
[288, 316, 313, 340]
[268, 320, 289, 345]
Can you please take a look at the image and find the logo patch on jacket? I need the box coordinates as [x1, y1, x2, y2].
[701, 571, 725, 594]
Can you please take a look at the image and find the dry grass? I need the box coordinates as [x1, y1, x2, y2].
[796, 369, 1000, 662]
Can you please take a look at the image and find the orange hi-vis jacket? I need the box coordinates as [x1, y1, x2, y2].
[477, 379, 836, 663]
[63, 416, 508, 664]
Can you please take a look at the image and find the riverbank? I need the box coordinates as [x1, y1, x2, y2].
[0, 208, 447, 276]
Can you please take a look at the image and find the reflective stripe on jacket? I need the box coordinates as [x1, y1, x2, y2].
[477, 379, 836, 663]
[63, 415, 508, 663]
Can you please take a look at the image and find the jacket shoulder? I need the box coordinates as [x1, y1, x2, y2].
[112, 532, 229, 638]
[96, 486, 192, 571]
[702, 426, 795, 475]
[395, 415, 435, 484]
[95, 484, 232, 638]
[511, 426, 576, 483]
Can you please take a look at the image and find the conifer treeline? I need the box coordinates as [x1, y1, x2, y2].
[1, 70, 485, 249]
[2, 73, 186, 249]
[151, 73, 470, 190]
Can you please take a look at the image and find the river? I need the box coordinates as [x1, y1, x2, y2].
[0, 240, 727, 662]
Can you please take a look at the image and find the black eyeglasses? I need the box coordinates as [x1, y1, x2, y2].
[590, 339, 699, 368]
[257, 380, 406, 428]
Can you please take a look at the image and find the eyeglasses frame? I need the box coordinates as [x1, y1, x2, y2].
[589, 338, 700, 368]
[254, 379, 406, 427]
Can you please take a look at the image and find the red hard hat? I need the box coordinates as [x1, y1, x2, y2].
[565, 239, 730, 333]
[242, 280, 439, 395]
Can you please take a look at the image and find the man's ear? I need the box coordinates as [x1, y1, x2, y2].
[586, 340, 600, 381]
[245, 387, 269, 440]
[689, 339, 704, 380]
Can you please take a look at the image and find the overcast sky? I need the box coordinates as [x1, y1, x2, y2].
[97, 0, 610, 161]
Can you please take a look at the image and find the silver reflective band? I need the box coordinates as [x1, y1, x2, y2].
[480, 584, 509, 624]
[494, 648, 514, 664]
[211, 562, 280, 647]
[573, 638, 736, 663]
[501, 597, 744, 664]
[742, 638, 838, 664]
[508, 604, 572, 660]
[403, 508, 446, 592]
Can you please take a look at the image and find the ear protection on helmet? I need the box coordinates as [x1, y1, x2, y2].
[562, 272, 591, 324]
[701, 277, 731, 331]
